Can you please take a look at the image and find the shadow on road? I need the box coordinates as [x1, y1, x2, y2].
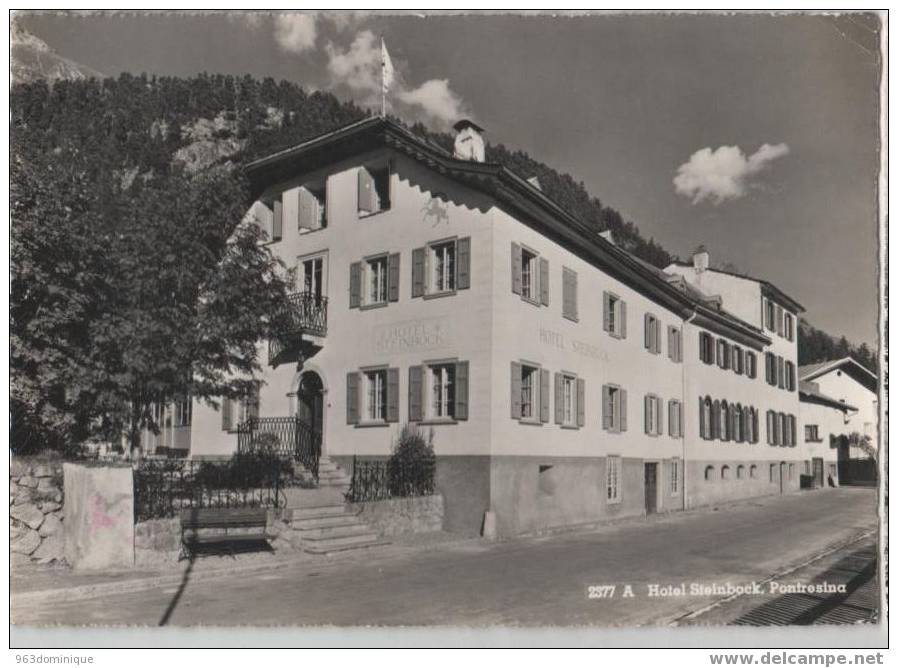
[159, 551, 196, 627]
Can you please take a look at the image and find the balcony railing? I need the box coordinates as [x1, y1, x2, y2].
[269, 292, 327, 365]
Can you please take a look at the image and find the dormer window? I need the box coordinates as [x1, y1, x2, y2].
[358, 164, 391, 216]
[299, 182, 327, 231]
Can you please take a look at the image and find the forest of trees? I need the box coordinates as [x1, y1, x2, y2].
[11, 73, 878, 436]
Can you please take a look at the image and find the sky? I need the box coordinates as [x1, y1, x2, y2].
[17, 11, 883, 346]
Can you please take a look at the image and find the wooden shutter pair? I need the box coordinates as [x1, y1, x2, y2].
[349, 255, 400, 307]
[553, 373, 586, 427]
[510, 243, 549, 305]
[410, 363, 470, 421]
[562, 268, 578, 320]
[602, 385, 626, 432]
[346, 369, 399, 424]
[412, 238, 472, 297]
[644, 395, 662, 435]
[298, 188, 322, 231]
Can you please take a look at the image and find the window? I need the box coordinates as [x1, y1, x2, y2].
[721, 465, 731, 480]
[602, 384, 627, 433]
[298, 184, 327, 231]
[766, 410, 775, 445]
[563, 376, 575, 425]
[668, 326, 682, 363]
[562, 267, 578, 321]
[644, 314, 661, 354]
[733, 404, 743, 443]
[765, 298, 775, 330]
[520, 364, 538, 420]
[750, 464, 758, 479]
[174, 398, 192, 427]
[428, 363, 456, 420]
[700, 396, 713, 439]
[746, 352, 757, 379]
[430, 240, 456, 294]
[784, 313, 794, 341]
[366, 256, 388, 306]
[301, 256, 325, 301]
[221, 385, 259, 431]
[719, 401, 730, 441]
[511, 362, 547, 423]
[716, 339, 730, 369]
[805, 425, 820, 442]
[606, 455, 621, 503]
[670, 459, 680, 495]
[705, 465, 715, 482]
[668, 399, 683, 438]
[644, 394, 663, 436]
[776, 412, 785, 446]
[766, 352, 777, 386]
[364, 369, 388, 422]
[357, 165, 390, 215]
[521, 248, 538, 301]
[769, 463, 776, 482]
[604, 292, 627, 339]
[733, 346, 744, 375]
[785, 361, 795, 391]
[737, 465, 745, 480]
[699, 331, 714, 364]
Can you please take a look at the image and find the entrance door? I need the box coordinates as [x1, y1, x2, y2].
[644, 463, 658, 515]
[298, 371, 324, 436]
[813, 457, 825, 488]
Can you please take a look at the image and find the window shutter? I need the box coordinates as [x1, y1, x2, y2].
[644, 314, 651, 350]
[386, 367, 399, 423]
[539, 368, 550, 423]
[699, 398, 706, 439]
[775, 305, 783, 335]
[221, 397, 232, 431]
[766, 411, 773, 445]
[510, 362, 522, 419]
[571, 272, 578, 320]
[358, 167, 376, 213]
[408, 366, 423, 422]
[388, 252, 400, 302]
[753, 409, 759, 444]
[562, 268, 576, 318]
[729, 404, 736, 440]
[669, 401, 675, 437]
[712, 400, 720, 439]
[349, 261, 361, 309]
[602, 385, 612, 430]
[603, 292, 611, 332]
[457, 237, 471, 290]
[620, 301, 627, 339]
[679, 401, 684, 439]
[411, 247, 425, 297]
[298, 187, 318, 231]
[511, 242, 522, 295]
[644, 395, 651, 434]
[539, 258, 550, 306]
[576, 378, 585, 427]
[777, 357, 785, 389]
[667, 326, 674, 360]
[656, 397, 663, 436]
[346, 372, 359, 424]
[554, 373, 563, 424]
[619, 389, 628, 432]
[272, 198, 283, 241]
[455, 361, 469, 420]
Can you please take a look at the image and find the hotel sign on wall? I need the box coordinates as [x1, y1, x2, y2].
[539, 326, 609, 361]
[374, 317, 452, 354]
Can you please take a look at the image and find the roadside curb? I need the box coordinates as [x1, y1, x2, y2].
[666, 527, 878, 626]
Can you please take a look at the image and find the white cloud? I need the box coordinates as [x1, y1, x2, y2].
[674, 143, 790, 205]
[274, 13, 317, 54]
[324, 30, 470, 128]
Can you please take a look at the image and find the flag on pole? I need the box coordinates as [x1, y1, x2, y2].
[381, 38, 394, 117]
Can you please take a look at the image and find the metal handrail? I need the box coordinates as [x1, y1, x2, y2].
[237, 416, 320, 480]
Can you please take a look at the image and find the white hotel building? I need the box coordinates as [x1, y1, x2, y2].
[166, 117, 825, 536]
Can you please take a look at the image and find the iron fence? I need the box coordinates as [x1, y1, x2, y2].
[133, 457, 287, 522]
[345, 455, 436, 503]
[236, 416, 320, 479]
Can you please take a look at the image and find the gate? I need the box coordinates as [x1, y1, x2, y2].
[237, 416, 321, 480]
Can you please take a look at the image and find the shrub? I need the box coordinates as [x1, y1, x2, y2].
[387, 424, 436, 498]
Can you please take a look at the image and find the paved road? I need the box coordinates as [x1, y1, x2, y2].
[12, 488, 877, 627]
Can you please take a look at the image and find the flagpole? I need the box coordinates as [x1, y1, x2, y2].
[381, 36, 386, 118]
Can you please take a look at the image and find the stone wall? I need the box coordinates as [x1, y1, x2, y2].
[10, 457, 65, 567]
[348, 494, 444, 537]
[134, 517, 181, 567]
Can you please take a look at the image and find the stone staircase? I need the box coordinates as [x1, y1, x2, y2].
[281, 456, 389, 556]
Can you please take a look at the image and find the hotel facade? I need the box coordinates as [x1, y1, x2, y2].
[150, 117, 842, 537]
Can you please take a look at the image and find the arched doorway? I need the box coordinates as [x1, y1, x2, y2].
[297, 371, 324, 438]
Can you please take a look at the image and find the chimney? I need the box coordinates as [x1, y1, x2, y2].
[453, 119, 485, 163]
[693, 245, 710, 273]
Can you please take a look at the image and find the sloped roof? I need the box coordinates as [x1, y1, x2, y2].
[667, 260, 805, 314]
[798, 357, 878, 392]
[799, 380, 857, 411]
[246, 117, 771, 348]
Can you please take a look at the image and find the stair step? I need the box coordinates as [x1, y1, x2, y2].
[300, 525, 376, 540]
[303, 538, 390, 555]
[287, 505, 347, 520]
[291, 515, 362, 530]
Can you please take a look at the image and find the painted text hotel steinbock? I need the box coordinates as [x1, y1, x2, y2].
[167, 117, 836, 537]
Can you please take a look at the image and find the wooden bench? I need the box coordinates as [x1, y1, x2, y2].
[179, 507, 272, 559]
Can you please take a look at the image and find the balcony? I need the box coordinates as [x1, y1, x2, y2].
[268, 292, 327, 367]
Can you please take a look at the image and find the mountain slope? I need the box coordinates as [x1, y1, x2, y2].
[11, 22, 104, 85]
